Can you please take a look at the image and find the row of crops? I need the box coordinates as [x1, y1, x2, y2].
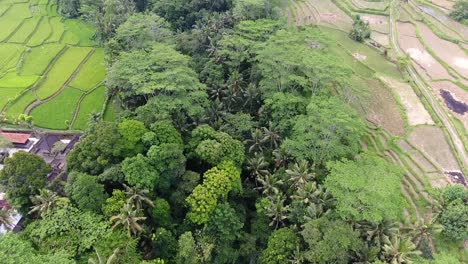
[0, 0, 107, 130]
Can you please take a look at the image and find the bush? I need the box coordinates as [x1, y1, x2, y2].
[350, 15, 371, 42]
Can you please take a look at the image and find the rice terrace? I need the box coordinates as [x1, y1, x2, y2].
[288, 0, 468, 228]
[0, 0, 106, 130]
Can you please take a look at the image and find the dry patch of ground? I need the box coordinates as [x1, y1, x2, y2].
[432, 81, 468, 131]
[361, 14, 389, 33]
[417, 22, 468, 77]
[371, 31, 389, 47]
[397, 22, 453, 80]
[380, 76, 434, 126]
[408, 125, 460, 171]
[304, 0, 353, 31]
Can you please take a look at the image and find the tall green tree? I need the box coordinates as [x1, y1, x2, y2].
[325, 152, 405, 222]
[0, 152, 51, 213]
[283, 96, 364, 165]
[108, 43, 208, 120]
[65, 172, 108, 213]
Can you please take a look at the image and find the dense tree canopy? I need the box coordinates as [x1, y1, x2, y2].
[325, 152, 405, 222]
[15, 1, 465, 263]
[0, 152, 51, 213]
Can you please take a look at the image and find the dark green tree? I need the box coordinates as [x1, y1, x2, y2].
[0, 152, 51, 213]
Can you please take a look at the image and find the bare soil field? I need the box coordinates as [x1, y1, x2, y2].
[408, 125, 460, 171]
[361, 14, 389, 33]
[371, 31, 389, 46]
[432, 81, 468, 130]
[366, 78, 407, 136]
[397, 22, 453, 80]
[380, 76, 434, 126]
[304, 0, 354, 31]
[431, 0, 455, 11]
[417, 22, 468, 77]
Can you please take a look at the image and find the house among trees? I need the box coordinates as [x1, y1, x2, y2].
[0, 131, 33, 149]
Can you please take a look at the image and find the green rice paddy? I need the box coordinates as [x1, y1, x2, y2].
[0, 0, 107, 130]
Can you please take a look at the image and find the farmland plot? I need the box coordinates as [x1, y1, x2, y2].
[0, 0, 107, 130]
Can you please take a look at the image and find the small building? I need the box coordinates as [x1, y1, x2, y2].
[0, 131, 33, 149]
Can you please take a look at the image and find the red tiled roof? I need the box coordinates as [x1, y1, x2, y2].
[0, 132, 31, 144]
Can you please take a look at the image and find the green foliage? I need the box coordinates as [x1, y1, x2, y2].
[175, 232, 198, 264]
[65, 172, 108, 213]
[151, 198, 172, 228]
[107, 13, 173, 60]
[260, 92, 307, 136]
[147, 143, 186, 188]
[108, 43, 208, 119]
[350, 15, 371, 42]
[232, 0, 277, 20]
[143, 120, 183, 147]
[325, 152, 405, 222]
[56, 0, 80, 18]
[93, 229, 141, 264]
[24, 200, 108, 257]
[450, 1, 468, 24]
[152, 228, 178, 262]
[301, 217, 362, 264]
[102, 189, 127, 218]
[186, 163, 241, 224]
[0, 233, 74, 263]
[260, 227, 299, 264]
[0, 152, 51, 213]
[220, 113, 256, 140]
[118, 119, 149, 156]
[283, 96, 365, 165]
[206, 203, 244, 243]
[257, 28, 352, 96]
[121, 154, 158, 190]
[68, 121, 124, 175]
[438, 200, 468, 241]
[190, 125, 245, 166]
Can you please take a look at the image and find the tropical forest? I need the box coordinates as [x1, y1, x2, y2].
[0, 0, 466, 263]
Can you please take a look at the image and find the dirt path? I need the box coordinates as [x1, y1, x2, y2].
[390, 0, 468, 175]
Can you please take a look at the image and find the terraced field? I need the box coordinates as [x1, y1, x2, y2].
[0, 0, 107, 130]
[287, 0, 468, 224]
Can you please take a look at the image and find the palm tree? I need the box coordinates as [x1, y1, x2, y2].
[286, 160, 315, 189]
[110, 204, 146, 237]
[88, 248, 120, 264]
[402, 218, 442, 253]
[383, 235, 421, 264]
[257, 173, 283, 196]
[265, 193, 290, 229]
[123, 184, 154, 210]
[246, 154, 269, 180]
[261, 122, 282, 149]
[356, 219, 400, 249]
[272, 147, 291, 170]
[242, 83, 261, 113]
[29, 189, 65, 218]
[245, 129, 265, 153]
[0, 209, 13, 231]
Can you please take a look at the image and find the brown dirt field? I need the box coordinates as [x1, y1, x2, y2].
[408, 125, 460, 171]
[431, 0, 455, 11]
[380, 76, 434, 126]
[351, 0, 387, 10]
[417, 22, 468, 77]
[361, 14, 389, 33]
[371, 31, 389, 47]
[305, 0, 353, 31]
[397, 22, 453, 80]
[431, 80, 468, 131]
[366, 78, 407, 136]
